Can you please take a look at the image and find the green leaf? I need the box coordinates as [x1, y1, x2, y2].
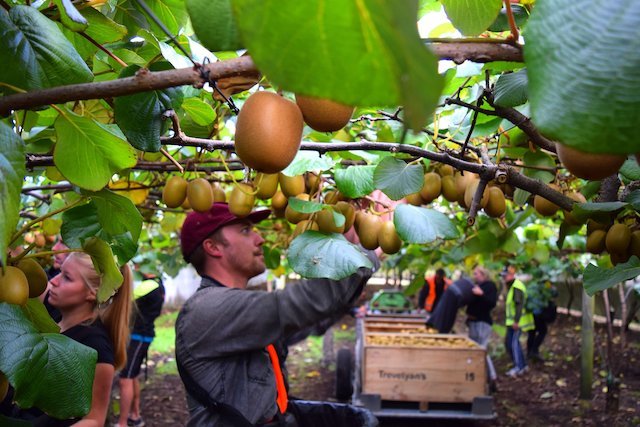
[54, 110, 138, 191]
[182, 97, 216, 126]
[0, 303, 96, 419]
[52, 0, 88, 31]
[572, 201, 627, 223]
[82, 237, 124, 303]
[0, 6, 93, 94]
[287, 197, 323, 214]
[494, 69, 528, 107]
[287, 231, 372, 280]
[625, 190, 640, 210]
[522, 150, 556, 183]
[513, 188, 530, 207]
[21, 299, 60, 334]
[619, 158, 640, 181]
[488, 3, 530, 32]
[233, 0, 443, 131]
[83, 7, 128, 44]
[114, 65, 184, 152]
[144, 0, 189, 38]
[441, 0, 502, 36]
[394, 205, 459, 243]
[281, 151, 337, 176]
[464, 230, 500, 255]
[374, 157, 424, 200]
[584, 256, 640, 296]
[263, 246, 281, 270]
[187, 0, 242, 51]
[525, 0, 640, 154]
[87, 189, 143, 244]
[331, 210, 346, 228]
[335, 166, 376, 199]
[0, 122, 26, 266]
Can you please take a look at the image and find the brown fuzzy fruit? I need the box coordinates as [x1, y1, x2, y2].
[556, 143, 626, 181]
[334, 201, 356, 232]
[211, 183, 226, 202]
[0, 266, 29, 306]
[228, 183, 255, 218]
[533, 184, 561, 217]
[162, 176, 188, 208]
[187, 178, 214, 213]
[316, 209, 345, 234]
[357, 214, 381, 250]
[291, 219, 319, 240]
[629, 230, 640, 259]
[405, 192, 424, 206]
[295, 95, 354, 132]
[438, 164, 454, 177]
[605, 223, 631, 255]
[463, 180, 488, 210]
[271, 191, 288, 211]
[254, 173, 279, 200]
[419, 172, 442, 204]
[235, 92, 304, 173]
[17, 258, 48, 298]
[563, 191, 587, 225]
[441, 175, 458, 202]
[484, 187, 506, 218]
[279, 174, 306, 198]
[305, 172, 321, 195]
[586, 229, 607, 254]
[324, 190, 343, 205]
[378, 221, 402, 254]
[285, 194, 311, 224]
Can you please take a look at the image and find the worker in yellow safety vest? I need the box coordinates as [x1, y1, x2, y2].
[501, 264, 534, 377]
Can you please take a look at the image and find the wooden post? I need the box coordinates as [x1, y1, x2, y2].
[579, 288, 594, 400]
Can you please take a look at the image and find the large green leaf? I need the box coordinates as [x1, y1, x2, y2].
[83, 237, 124, 303]
[619, 158, 640, 181]
[335, 166, 376, 199]
[494, 69, 528, 107]
[572, 201, 628, 223]
[625, 190, 640, 210]
[525, 0, 640, 154]
[187, 0, 243, 51]
[83, 7, 128, 43]
[54, 110, 138, 191]
[61, 203, 101, 248]
[144, 0, 189, 38]
[0, 123, 26, 266]
[441, 0, 502, 36]
[394, 205, 459, 243]
[374, 157, 424, 200]
[522, 150, 555, 183]
[114, 65, 183, 152]
[182, 97, 216, 126]
[87, 189, 143, 243]
[583, 256, 640, 296]
[281, 151, 337, 176]
[52, 0, 88, 32]
[21, 299, 60, 334]
[0, 303, 95, 419]
[0, 6, 93, 94]
[287, 231, 372, 280]
[233, 0, 443, 131]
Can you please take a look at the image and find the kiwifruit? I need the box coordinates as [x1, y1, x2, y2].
[463, 180, 489, 210]
[34, 233, 46, 248]
[438, 164, 454, 177]
[16, 258, 48, 298]
[484, 187, 506, 218]
[556, 143, 626, 181]
[279, 174, 306, 198]
[187, 178, 214, 213]
[211, 183, 226, 202]
[586, 219, 609, 235]
[354, 210, 366, 233]
[235, 91, 304, 173]
[316, 208, 345, 234]
[291, 219, 319, 240]
[605, 223, 631, 255]
[419, 172, 442, 203]
[254, 173, 279, 200]
[441, 175, 458, 202]
[228, 183, 255, 217]
[295, 95, 355, 132]
[378, 221, 402, 254]
[610, 251, 631, 266]
[455, 172, 478, 206]
[586, 229, 607, 254]
[324, 190, 343, 205]
[629, 230, 640, 259]
[357, 214, 381, 250]
[563, 191, 587, 225]
[305, 172, 321, 195]
[181, 196, 192, 210]
[162, 176, 188, 208]
[285, 194, 311, 224]
[0, 266, 29, 306]
[405, 192, 424, 206]
[271, 190, 288, 211]
[533, 184, 561, 217]
[0, 372, 8, 401]
[334, 201, 356, 232]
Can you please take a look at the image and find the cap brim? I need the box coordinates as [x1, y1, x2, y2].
[246, 209, 271, 223]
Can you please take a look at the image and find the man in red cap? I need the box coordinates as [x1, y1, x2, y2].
[175, 203, 378, 426]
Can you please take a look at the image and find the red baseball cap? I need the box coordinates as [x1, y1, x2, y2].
[180, 202, 271, 262]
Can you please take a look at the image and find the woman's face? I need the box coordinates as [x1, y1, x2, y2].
[47, 256, 96, 309]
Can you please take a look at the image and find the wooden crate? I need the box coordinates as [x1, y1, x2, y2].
[361, 322, 486, 403]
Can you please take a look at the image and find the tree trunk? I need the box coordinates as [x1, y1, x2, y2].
[580, 288, 594, 399]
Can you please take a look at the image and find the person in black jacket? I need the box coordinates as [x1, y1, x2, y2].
[115, 273, 165, 427]
[466, 265, 498, 388]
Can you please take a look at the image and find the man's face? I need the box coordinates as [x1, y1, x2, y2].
[503, 266, 516, 284]
[217, 221, 266, 280]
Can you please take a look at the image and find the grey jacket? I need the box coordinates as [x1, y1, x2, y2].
[175, 262, 375, 426]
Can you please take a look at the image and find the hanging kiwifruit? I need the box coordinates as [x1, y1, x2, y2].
[533, 184, 561, 217]
[305, 172, 321, 195]
[463, 180, 489, 210]
[254, 173, 279, 200]
[187, 178, 214, 213]
[271, 190, 288, 212]
[0, 266, 29, 306]
[441, 175, 458, 202]
[16, 258, 48, 298]
[291, 219, 319, 240]
[378, 221, 402, 254]
[629, 230, 640, 259]
[162, 176, 188, 208]
[334, 201, 356, 232]
[562, 191, 587, 226]
[279, 174, 306, 198]
[484, 187, 506, 218]
[285, 194, 311, 224]
[405, 192, 424, 206]
[228, 183, 255, 217]
[316, 208, 345, 234]
[295, 95, 355, 132]
[357, 214, 381, 250]
[235, 91, 304, 173]
[419, 172, 442, 204]
[324, 190, 343, 205]
[586, 229, 607, 254]
[556, 143, 626, 181]
[438, 164, 454, 177]
[605, 223, 631, 255]
[211, 182, 226, 202]
[586, 219, 609, 235]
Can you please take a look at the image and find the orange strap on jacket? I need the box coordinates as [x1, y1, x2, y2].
[266, 344, 288, 414]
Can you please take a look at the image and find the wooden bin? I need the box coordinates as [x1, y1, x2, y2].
[361, 327, 486, 404]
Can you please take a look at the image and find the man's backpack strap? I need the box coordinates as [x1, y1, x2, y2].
[176, 355, 255, 427]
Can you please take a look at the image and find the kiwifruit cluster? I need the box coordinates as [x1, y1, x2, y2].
[0, 257, 49, 306]
[162, 176, 226, 212]
[555, 143, 626, 181]
[234, 91, 355, 174]
[585, 219, 640, 265]
[531, 185, 588, 226]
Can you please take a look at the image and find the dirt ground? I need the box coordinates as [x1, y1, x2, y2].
[120, 313, 640, 427]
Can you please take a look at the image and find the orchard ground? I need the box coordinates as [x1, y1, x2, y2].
[111, 308, 640, 427]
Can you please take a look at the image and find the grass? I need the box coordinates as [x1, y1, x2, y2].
[148, 311, 177, 356]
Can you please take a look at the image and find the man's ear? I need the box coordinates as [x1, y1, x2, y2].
[202, 238, 224, 258]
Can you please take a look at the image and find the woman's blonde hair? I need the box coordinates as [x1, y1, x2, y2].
[68, 252, 132, 370]
[473, 265, 492, 282]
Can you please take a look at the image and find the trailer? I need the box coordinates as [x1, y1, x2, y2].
[336, 313, 496, 420]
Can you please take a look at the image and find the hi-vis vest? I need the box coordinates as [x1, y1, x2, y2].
[424, 275, 451, 311]
[506, 279, 535, 331]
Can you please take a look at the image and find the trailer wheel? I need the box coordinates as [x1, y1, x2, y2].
[335, 348, 353, 401]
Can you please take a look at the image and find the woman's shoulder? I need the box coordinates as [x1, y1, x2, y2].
[64, 319, 115, 365]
